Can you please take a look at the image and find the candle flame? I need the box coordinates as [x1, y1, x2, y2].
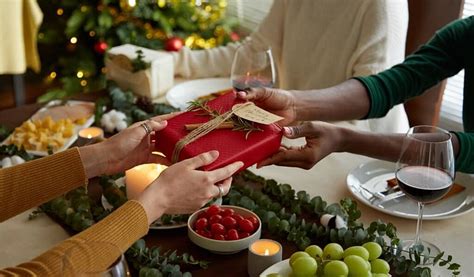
[87, 134, 92, 139]
[264, 249, 270, 256]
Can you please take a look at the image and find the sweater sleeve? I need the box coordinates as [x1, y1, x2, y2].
[0, 148, 87, 222]
[355, 17, 471, 118]
[453, 132, 474, 173]
[172, 0, 286, 79]
[0, 200, 149, 276]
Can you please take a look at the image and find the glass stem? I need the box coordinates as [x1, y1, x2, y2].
[414, 201, 424, 246]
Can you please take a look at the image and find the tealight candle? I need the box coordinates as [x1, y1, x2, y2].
[77, 127, 104, 145]
[247, 239, 282, 277]
[125, 163, 167, 200]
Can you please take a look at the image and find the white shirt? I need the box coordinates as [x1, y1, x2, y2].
[172, 0, 410, 133]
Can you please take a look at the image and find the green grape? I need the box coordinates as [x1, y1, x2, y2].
[372, 274, 389, 277]
[362, 242, 383, 261]
[265, 274, 283, 277]
[305, 245, 323, 259]
[290, 251, 310, 267]
[343, 246, 370, 261]
[370, 259, 390, 274]
[291, 256, 318, 276]
[344, 255, 370, 276]
[323, 260, 349, 277]
[323, 243, 344, 260]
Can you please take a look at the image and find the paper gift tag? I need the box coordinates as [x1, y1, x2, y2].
[232, 103, 284, 125]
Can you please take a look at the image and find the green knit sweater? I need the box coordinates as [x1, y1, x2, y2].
[356, 16, 474, 173]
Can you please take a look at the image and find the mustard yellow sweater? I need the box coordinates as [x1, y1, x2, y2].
[0, 148, 149, 276]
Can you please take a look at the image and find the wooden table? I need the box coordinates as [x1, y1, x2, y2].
[1, 102, 473, 276]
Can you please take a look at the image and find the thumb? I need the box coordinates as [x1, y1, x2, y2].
[237, 87, 274, 102]
[283, 122, 315, 139]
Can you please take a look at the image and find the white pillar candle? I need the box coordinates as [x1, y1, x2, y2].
[125, 163, 167, 200]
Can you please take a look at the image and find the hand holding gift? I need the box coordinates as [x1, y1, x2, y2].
[155, 91, 283, 171]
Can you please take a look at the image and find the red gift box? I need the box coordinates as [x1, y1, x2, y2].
[155, 90, 282, 171]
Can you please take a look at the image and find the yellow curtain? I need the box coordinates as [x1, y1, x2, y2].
[0, 0, 43, 74]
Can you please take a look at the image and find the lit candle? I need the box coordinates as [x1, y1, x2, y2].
[247, 239, 282, 277]
[125, 163, 167, 200]
[77, 127, 104, 145]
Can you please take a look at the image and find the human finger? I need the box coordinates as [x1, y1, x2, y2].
[283, 122, 317, 139]
[150, 111, 184, 122]
[219, 177, 232, 196]
[237, 87, 273, 102]
[257, 148, 309, 168]
[180, 150, 219, 168]
[207, 161, 244, 182]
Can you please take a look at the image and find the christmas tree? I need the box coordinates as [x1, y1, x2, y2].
[37, 0, 239, 102]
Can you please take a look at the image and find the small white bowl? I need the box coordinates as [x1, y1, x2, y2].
[188, 205, 262, 254]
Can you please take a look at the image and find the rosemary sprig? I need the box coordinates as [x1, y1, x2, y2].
[187, 99, 262, 139]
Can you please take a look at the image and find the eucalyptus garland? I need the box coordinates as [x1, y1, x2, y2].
[223, 171, 461, 276]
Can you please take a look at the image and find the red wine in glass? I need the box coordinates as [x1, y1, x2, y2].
[396, 125, 455, 257]
[231, 41, 276, 92]
[396, 166, 453, 203]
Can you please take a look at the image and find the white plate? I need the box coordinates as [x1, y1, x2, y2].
[101, 177, 221, 230]
[260, 259, 292, 277]
[2, 100, 95, 156]
[166, 78, 232, 110]
[346, 160, 474, 220]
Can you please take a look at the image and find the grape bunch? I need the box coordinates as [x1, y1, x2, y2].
[283, 242, 390, 277]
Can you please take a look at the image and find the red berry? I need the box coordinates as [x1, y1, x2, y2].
[194, 218, 208, 230]
[197, 229, 211, 238]
[220, 208, 235, 217]
[206, 204, 221, 217]
[227, 229, 239, 240]
[239, 232, 250, 239]
[213, 234, 226, 240]
[209, 214, 222, 224]
[197, 211, 207, 219]
[233, 214, 244, 224]
[222, 216, 237, 229]
[239, 219, 254, 233]
[246, 216, 259, 228]
[210, 223, 226, 235]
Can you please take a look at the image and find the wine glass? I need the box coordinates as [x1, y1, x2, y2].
[396, 125, 455, 256]
[62, 241, 130, 276]
[230, 40, 276, 91]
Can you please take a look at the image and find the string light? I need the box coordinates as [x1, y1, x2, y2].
[157, 0, 166, 8]
[49, 72, 57, 79]
[76, 71, 84, 78]
[89, 31, 96, 37]
[128, 0, 136, 7]
[56, 8, 64, 16]
[70, 37, 78, 44]
[80, 80, 88, 86]
[101, 67, 107, 74]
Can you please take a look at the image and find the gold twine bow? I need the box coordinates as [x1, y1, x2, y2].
[171, 102, 253, 163]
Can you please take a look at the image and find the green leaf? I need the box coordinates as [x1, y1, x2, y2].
[98, 11, 113, 30]
[37, 88, 69, 103]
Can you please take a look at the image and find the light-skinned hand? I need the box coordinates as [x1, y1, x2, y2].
[80, 113, 181, 178]
[138, 151, 244, 224]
